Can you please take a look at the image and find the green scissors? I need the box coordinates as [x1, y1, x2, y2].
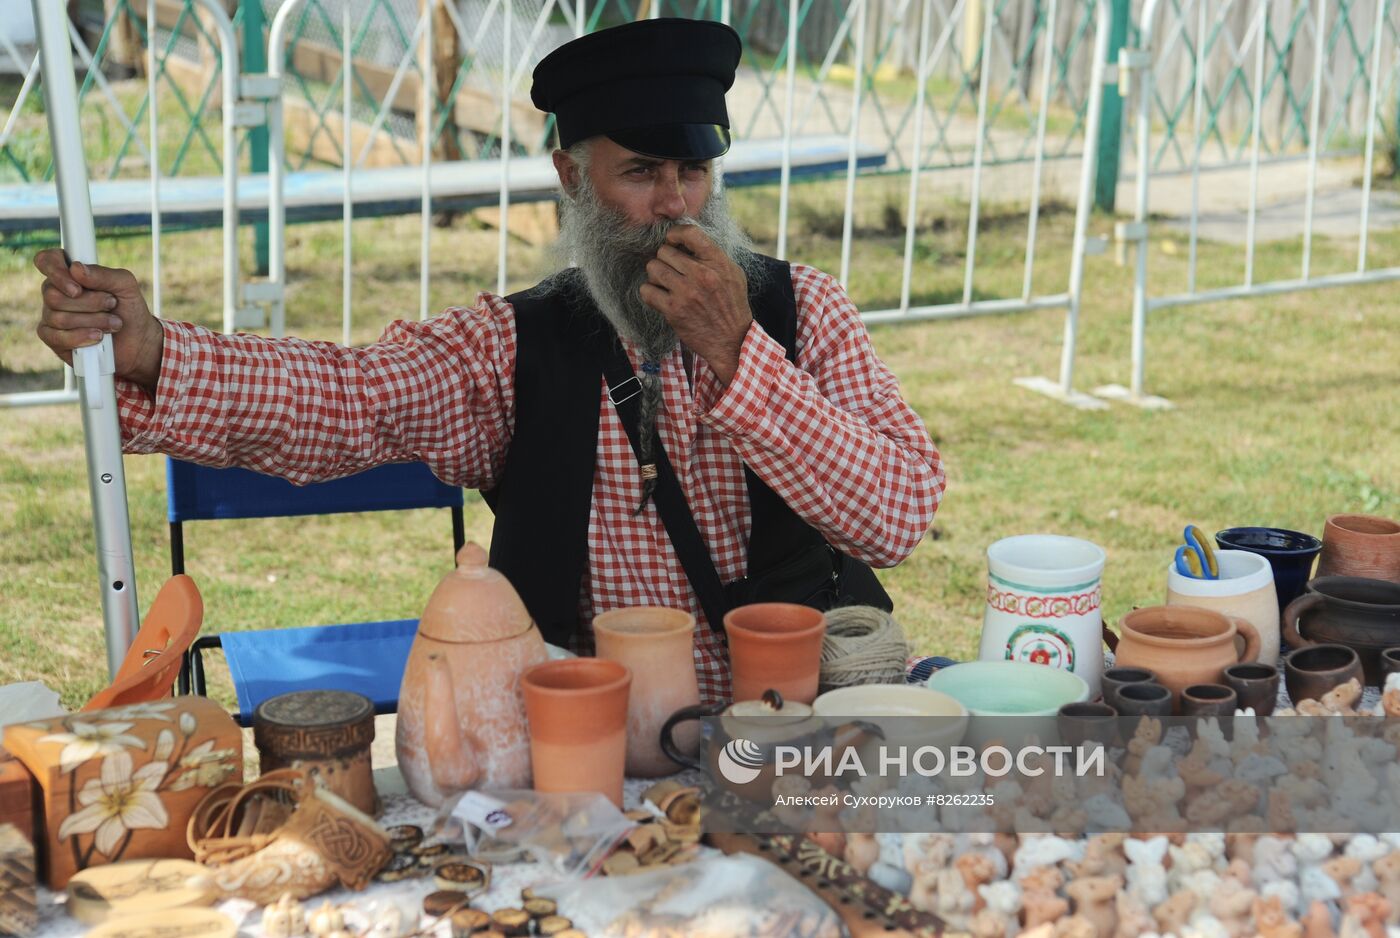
[1174, 525, 1219, 579]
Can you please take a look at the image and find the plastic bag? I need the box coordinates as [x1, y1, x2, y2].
[539, 853, 844, 938]
[434, 789, 637, 880]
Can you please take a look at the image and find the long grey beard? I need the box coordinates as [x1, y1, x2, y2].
[549, 171, 764, 513]
[552, 172, 764, 365]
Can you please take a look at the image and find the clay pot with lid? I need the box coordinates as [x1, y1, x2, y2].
[1104, 605, 1261, 710]
[396, 543, 548, 806]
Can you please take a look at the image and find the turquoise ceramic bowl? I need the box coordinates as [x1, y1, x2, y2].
[925, 660, 1090, 716]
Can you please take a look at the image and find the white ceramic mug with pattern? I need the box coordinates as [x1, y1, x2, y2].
[978, 534, 1107, 699]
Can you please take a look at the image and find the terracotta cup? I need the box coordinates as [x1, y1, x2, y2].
[520, 658, 631, 807]
[1101, 667, 1156, 711]
[1180, 683, 1238, 719]
[1316, 513, 1400, 581]
[1106, 605, 1261, 709]
[724, 603, 827, 704]
[592, 607, 701, 778]
[1283, 643, 1363, 704]
[1113, 682, 1173, 718]
[1222, 662, 1280, 716]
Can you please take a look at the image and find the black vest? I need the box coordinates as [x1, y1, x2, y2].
[481, 255, 830, 647]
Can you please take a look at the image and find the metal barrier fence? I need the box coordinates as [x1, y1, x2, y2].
[2, 0, 1120, 410]
[1099, 0, 1400, 407]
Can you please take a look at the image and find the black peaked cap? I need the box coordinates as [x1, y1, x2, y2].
[531, 18, 742, 160]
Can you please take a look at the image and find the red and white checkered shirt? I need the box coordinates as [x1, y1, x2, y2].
[116, 263, 945, 704]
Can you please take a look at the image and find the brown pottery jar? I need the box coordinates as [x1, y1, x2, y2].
[1105, 605, 1260, 709]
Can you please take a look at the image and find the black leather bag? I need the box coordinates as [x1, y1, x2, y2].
[723, 541, 893, 612]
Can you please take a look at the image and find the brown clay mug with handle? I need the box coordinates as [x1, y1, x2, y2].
[1104, 605, 1261, 711]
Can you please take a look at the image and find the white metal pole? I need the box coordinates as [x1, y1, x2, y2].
[147, 0, 162, 320]
[498, 0, 512, 296]
[1187, 0, 1204, 294]
[343, 0, 353, 346]
[899, 0, 934, 314]
[1129, 0, 1162, 399]
[420, 0, 433, 320]
[1301, 0, 1327, 281]
[1058, 0, 1110, 393]
[776, 0, 798, 260]
[31, 0, 139, 680]
[1357, 0, 1387, 271]
[1244, 0, 1266, 287]
[1022, 0, 1056, 301]
[839, 0, 867, 287]
[962, 0, 994, 306]
[190, 0, 240, 335]
[269, 0, 308, 339]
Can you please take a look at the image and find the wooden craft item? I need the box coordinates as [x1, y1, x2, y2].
[0, 824, 37, 937]
[707, 831, 950, 937]
[1, 697, 242, 889]
[65, 858, 214, 924]
[85, 908, 236, 938]
[253, 691, 379, 817]
[0, 758, 37, 849]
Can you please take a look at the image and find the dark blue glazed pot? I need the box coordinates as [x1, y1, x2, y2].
[1216, 527, 1323, 618]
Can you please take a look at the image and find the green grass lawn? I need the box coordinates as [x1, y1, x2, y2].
[1, 173, 1396, 709]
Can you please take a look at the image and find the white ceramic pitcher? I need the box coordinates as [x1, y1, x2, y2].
[978, 534, 1107, 699]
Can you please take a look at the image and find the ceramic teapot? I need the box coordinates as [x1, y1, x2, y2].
[659, 690, 876, 801]
[396, 543, 547, 806]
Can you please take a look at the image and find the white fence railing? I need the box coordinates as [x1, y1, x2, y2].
[1099, 0, 1400, 408]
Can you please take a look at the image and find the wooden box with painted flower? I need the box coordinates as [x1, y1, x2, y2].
[1, 697, 241, 888]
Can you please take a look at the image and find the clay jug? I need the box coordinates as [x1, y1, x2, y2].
[1104, 605, 1260, 709]
[591, 607, 701, 777]
[396, 543, 547, 806]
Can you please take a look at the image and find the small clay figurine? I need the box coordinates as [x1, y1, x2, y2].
[1067, 834, 1128, 881]
[263, 893, 308, 938]
[1321, 679, 1363, 715]
[1255, 894, 1305, 938]
[1341, 893, 1392, 938]
[956, 853, 998, 914]
[1224, 857, 1254, 888]
[1124, 717, 1163, 776]
[1151, 888, 1198, 936]
[844, 833, 880, 877]
[1064, 874, 1121, 938]
[1373, 853, 1400, 925]
[908, 856, 942, 914]
[1124, 836, 1170, 907]
[978, 880, 1021, 938]
[935, 865, 974, 928]
[307, 902, 344, 938]
[1207, 877, 1258, 938]
[1326, 857, 1366, 901]
[1113, 889, 1154, 938]
[1052, 915, 1098, 938]
[1020, 865, 1070, 931]
[1303, 900, 1338, 938]
[1381, 675, 1400, 719]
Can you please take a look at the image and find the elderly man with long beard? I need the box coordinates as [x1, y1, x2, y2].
[33, 18, 944, 704]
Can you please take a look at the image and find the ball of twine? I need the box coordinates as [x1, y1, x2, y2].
[818, 606, 910, 691]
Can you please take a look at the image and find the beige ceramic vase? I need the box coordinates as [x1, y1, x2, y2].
[396, 543, 547, 806]
[592, 607, 701, 777]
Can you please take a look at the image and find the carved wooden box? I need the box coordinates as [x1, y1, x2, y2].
[2, 697, 242, 888]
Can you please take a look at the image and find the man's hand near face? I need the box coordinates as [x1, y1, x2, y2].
[639, 224, 753, 385]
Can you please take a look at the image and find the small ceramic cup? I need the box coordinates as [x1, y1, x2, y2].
[1057, 701, 1119, 749]
[724, 603, 827, 704]
[1180, 683, 1238, 719]
[1113, 682, 1174, 718]
[1283, 643, 1364, 704]
[1382, 647, 1400, 686]
[1101, 667, 1156, 711]
[1222, 662, 1281, 716]
[520, 658, 632, 807]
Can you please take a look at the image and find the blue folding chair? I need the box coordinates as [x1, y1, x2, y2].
[169, 458, 465, 725]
